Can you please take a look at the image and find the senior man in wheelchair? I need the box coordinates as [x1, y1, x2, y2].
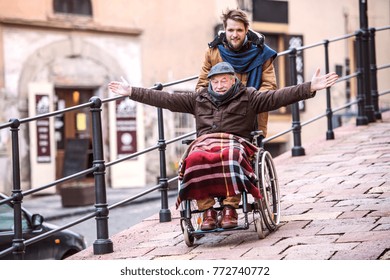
[109, 62, 338, 231]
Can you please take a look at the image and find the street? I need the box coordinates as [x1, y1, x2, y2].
[50, 192, 177, 247]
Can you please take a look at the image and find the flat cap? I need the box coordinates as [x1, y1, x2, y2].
[207, 62, 235, 78]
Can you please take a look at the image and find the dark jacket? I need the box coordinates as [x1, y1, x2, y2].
[130, 81, 314, 140]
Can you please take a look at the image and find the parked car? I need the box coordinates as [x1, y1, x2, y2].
[0, 193, 87, 260]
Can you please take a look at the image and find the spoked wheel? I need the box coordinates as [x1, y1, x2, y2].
[254, 149, 280, 232]
[260, 150, 280, 230]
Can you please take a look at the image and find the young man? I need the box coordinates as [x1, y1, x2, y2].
[108, 62, 338, 230]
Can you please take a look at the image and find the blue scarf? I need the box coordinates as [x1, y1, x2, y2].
[217, 44, 277, 89]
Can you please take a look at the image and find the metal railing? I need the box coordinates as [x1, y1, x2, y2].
[0, 21, 389, 258]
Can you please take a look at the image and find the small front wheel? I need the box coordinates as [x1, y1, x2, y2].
[183, 226, 194, 247]
[253, 211, 265, 239]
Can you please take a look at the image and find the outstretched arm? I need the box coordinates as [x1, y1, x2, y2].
[250, 68, 339, 113]
[310, 68, 339, 93]
[108, 78, 196, 114]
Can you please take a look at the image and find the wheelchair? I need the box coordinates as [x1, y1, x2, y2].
[178, 131, 281, 247]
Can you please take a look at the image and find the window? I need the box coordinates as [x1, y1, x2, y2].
[264, 33, 305, 114]
[173, 112, 195, 159]
[53, 0, 93, 16]
[0, 203, 28, 232]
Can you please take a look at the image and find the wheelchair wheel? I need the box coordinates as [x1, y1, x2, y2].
[178, 178, 203, 233]
[180, 200, 203, 231]
[179, 199, 204, 247]
[253, 212, 266, 239]
[183, 225, 195, 247]
[260, 150, 281, 230]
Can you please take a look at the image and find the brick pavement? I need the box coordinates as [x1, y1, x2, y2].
[68, 111, 390, 260]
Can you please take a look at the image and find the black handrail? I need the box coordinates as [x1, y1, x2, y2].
[0, 24, 389, 258]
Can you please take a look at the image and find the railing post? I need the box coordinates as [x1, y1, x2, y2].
[155, 83, 172, 223]
[355, 31, 369, 126]
[89, 97, 113, 255]
[9, 118, 25, 260]
[369, 27, 381, 120]
[345, 58, 351, 112]
[359, 0, 376, 123]
[324, 40, 335, 140]
[288, 48, 305, 156]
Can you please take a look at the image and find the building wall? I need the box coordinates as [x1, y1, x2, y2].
[0, 0, 239, 192]
[0, 0, 389, 193]
[0, 0, 145, 192]
[252, 0, 390, 147]
[287, 0, 390, 143]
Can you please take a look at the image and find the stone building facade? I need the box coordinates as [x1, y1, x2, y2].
[0, 0, 389, 193]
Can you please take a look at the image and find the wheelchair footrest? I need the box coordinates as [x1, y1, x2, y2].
[190, 224, 250, 234]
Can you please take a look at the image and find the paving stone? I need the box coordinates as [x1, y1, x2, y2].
[332, 240, 390, 260]
[240, 244, 286, 259]
[135, 238, 182, 248]
[283, 242, 358, 260]
[379, 192, 390, 198]
[379, 250, 390, 260]
[319, 224, 376, 235]
[373, 223, 390, 231]
[268, 222, 324, 239]
[375, 216, 390, 224]
[281, 202, 318, 216]
[145, 245, 196, 258]
[336, 230, 390, 243]
[331, 247, 378, 260]
[191, 249, 245, 260]
[337, 210, 371, 219]
[281, 192, 319, 203]
[366, 210, 390, 218]
[335, 198, 385, 207]
[154, 254, 196, 260]
[273, 234, 340, 247]
[282, 211, 341, 222]
[368, 184, 390, 194]
[353, 197, 390, 211]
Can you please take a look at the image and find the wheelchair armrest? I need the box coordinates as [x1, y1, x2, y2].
[250, 130, 264, 137]
[250, 130, 264, 147]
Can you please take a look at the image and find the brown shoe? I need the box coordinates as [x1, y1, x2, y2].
[220, 205, 238, 229]
[200, 208, 217, 230]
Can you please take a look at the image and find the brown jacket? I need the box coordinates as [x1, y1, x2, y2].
[195, 47, 277, 136]
[130, 81, 314, 141]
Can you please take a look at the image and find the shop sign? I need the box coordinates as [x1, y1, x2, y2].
[116, 98, 137, 158]
[35, 94, 51, 163]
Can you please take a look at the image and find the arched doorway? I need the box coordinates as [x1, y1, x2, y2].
[54, 88, 95, 181]
[18, 37, 125, 189]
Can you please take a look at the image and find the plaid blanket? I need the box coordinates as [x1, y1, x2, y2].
[176, 133, 262, 208]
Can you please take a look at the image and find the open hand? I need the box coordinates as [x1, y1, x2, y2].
[310, 68, 339, 92]
[108, 76, 132, 96]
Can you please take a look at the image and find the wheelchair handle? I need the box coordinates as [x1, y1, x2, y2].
[182, 139, 194, 145]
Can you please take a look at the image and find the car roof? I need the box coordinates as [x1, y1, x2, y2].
[0, 192, 35, 217]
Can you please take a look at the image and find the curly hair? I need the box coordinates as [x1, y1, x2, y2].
[221, 8, 250, 29]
